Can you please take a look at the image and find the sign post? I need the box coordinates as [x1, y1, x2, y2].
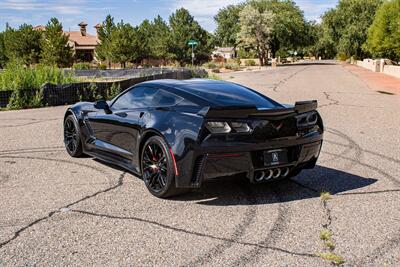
[187, 40, 199, 67]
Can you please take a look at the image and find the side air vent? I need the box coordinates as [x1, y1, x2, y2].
[191, 155, 208, 185]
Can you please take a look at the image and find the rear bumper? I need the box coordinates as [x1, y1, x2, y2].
[175, 131, 323, 188]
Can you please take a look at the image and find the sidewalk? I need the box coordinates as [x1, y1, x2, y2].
[343, 63, 400, 94]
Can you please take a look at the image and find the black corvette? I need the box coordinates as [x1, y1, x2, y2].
[64, 79, 323, 198]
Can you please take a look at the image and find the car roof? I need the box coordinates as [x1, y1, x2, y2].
[137, 79, 282, 108]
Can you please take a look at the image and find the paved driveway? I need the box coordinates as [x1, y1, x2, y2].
[1, 61, 399, 266]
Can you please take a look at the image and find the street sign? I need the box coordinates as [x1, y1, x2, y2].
[188, 40, 198, 46]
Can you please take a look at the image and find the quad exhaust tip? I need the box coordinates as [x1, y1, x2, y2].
[254, 167, 290, 182]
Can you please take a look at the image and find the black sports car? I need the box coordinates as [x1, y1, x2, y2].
[64, 79, 323, 198]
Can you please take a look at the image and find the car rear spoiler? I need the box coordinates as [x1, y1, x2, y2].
[198, 100, 318, 118]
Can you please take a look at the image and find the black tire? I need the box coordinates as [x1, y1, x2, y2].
[64, 115, 83, 157]
[141, 136, 187, 198]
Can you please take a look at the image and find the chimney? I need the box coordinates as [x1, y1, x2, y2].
[94, 23, 102, 37]
[78, 21, 88, 36]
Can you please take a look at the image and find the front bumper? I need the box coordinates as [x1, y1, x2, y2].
[175, 131, 323, 188]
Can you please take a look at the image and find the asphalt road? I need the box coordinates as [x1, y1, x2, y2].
[1, 61, 399, 266]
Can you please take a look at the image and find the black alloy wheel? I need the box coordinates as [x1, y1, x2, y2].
[64, 115, 83, 157]
[141, 136, 187, 198]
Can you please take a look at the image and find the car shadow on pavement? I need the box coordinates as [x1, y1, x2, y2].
[174, 166, 377, 206]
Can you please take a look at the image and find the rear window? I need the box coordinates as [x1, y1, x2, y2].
[185, 83, 281, 108]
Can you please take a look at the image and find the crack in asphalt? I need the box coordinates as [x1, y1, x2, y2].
[272, 66, 309, 92]
[0, 173, 125, 249]
[71, 208, 315, 259]
[319, 92, 340, 108]
[229, 186, 290, 266]
[183, 182, 259, 267]
[0, 156, 126, 249]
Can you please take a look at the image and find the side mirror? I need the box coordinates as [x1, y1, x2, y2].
[94, 100, 112, 114]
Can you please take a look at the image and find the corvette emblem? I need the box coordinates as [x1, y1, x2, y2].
[271, 121, 284, 131]
[272, 152, 279, 162]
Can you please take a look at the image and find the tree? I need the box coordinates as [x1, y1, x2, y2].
[214, 4, 244, 47]
[150, 16, 172, 63]
[364, 0, 400, 61]
[95, 15, 116, 67]
[169, 8, 213, 66]
[0, 31, 7, 68]
[109, 20, 137, 67]
[320, 0, 382, 59]
[249, 0, 308, 58]
[3, 24, 42, 65]
[40, 18, 73, 67]
[136, 19, 154, 63]
[238, 4, 274, 65]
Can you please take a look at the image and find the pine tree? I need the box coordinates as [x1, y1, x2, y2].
[40, 18, 73, 67]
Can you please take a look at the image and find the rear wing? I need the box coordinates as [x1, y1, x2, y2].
[198, 100, 318, 118]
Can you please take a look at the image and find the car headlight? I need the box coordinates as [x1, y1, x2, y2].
[206, 122, 231, 133]
[296, 111, 318, 127]
[231, 122, 251, 133]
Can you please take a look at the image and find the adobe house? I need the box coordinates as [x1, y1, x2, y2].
[35, 22, 99, 62]
[64, 22, 99, 62]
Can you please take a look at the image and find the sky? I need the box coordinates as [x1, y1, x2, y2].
[0, 0, 338, 33]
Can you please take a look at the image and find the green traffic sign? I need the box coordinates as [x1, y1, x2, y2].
[188, 40, 198, 45]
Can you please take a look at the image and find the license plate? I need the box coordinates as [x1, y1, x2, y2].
[263, 149, 288, 166]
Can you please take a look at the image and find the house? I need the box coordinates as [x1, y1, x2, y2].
[212, 47, 236, 59]
[64, 22, 99, 62]
[35, 22, 99, 62]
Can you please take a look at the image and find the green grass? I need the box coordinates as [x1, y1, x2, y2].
[320, 191, 332, 201]
[316, 252, 345, 265]
[320, 229, 333, 241]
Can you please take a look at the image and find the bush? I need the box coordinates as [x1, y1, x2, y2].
[224, 63, 241, 71]
[211, 68, 220, 73]
[204, 62, 218, 69]
[337, 53, 348, 61]
[0, 61, 76, 108]
[73, 62, 92, 70]
[99, 64, 107, 70]
[245, 59, 256, 66]
[0, 61, 75, 91]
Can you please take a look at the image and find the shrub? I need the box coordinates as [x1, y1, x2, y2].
[0, 61, 75, 91]
[204, 62, 218, 69]
[337, 53, 348, 61]
[106, 83, 121, 100]
[0, 61, 76, 108]
[211, 68, 220, 73]
[99, 64, 107, 70]
[245, 59, 256, 66]
[224, 63, 241, 71]
[73, 62, 92, 70]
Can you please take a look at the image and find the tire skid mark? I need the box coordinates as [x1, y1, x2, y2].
[319, 128, 363, 170]
[229, 186, 289, 266]
[0, 172, 126, 249]
[324, 140, 400, 165]
[0, 146, 63, 154]
[72, 205, 314, 259]
[0, 118, 59, 128]
[183, 182, 259, 267]
[0, 155, 115, 185]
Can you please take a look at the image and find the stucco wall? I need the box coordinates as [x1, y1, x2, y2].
[382, 65, 400, 79]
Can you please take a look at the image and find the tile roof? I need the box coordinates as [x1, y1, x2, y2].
[64, 31, 98, 46]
